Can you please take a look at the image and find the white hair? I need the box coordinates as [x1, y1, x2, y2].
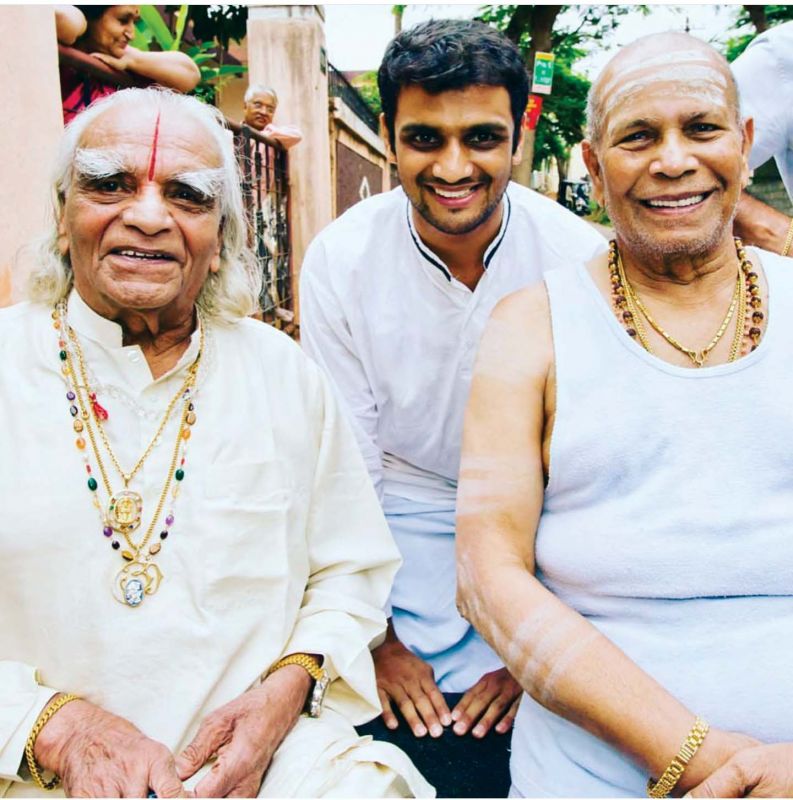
[244, 84, 278, 104]
[29, 88, 262, 322]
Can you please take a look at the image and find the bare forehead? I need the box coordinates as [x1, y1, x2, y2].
[396, 84, 513, 124]
[79, 107, 222, 169]
[593, 38, 735, 131]
[249, 91, 276, 104]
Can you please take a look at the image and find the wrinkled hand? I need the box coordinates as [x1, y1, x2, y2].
[175, 665, 310, 797]
[451, 668, 521, 738]
[34, 696, 184, 798]
[687, 743, 793, 798]
[373, 634, 451, 738]
[91, 45, 140, 72]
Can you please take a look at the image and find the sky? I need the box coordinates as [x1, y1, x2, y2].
[323, 3, 745, 75]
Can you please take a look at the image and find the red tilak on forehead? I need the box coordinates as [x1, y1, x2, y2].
[147, 111, 161, 181]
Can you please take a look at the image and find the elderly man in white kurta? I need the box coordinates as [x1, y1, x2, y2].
[0, 88, 431, 799]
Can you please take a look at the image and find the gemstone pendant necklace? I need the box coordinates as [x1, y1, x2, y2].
[54, 303, 203, 606]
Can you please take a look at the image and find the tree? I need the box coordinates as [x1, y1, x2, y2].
[350, 70, 382, 116]
[723, 5, 793, 61]
[478, 5, 641, 186]
[131, 5, 248, 104]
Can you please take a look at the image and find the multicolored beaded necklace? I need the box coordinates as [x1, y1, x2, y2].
[53, 302, 203, 607]
[608, 237, 764, 366]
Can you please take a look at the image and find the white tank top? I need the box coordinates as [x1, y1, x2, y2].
[510, 249, 793, 797]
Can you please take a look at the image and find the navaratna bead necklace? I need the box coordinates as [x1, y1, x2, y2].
[54, 302, 203, 607]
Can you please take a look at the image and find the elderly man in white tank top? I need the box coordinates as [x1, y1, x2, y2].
[456, 31, 793, 798]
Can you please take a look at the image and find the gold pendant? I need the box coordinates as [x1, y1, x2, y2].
[108, 491, 143, 535]
[113, 560, 163, 607]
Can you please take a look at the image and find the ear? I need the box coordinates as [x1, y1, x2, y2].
[209, 226, 222, 274]
[512, 115, 527, 166]
[740, 116, 754, 190]
[380, 113, 397, 165]
[57, 211, 70, 258]
[582, 139, 605, 207]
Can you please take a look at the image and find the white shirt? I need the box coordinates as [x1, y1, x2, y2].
[300, 183, 607, 505]
[733, 22, 793, 197]
[0, 291, 432, 797]
[300, 184, 606, 690]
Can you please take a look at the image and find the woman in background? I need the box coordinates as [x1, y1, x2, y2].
[55, 5, 199, 123]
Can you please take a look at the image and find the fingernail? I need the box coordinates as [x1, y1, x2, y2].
[441, 714, 452, 726]
[450, 710, 460, 721]
[430, 724, 443, 737]
[473, 725, 484, 737]
[386, 719, 397, 730]
[453, 721, 466, 735]
[415, 724, 427, 737]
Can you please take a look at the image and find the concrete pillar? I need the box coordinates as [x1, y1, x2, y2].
[0, 6, 64, 306]
[247, 5, 332, 320]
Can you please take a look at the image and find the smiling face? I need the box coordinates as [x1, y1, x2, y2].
[85, 5, 139, 58]
[388, 84, 523, 239]
[243, 91, 277, 131]
[584, 38, 752, 262]
[58, 104, 223, 323]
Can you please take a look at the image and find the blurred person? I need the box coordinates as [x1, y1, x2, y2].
[243, 85, 302, 150]
[55, 5, 200, 124]
[732, 22, 793, 257]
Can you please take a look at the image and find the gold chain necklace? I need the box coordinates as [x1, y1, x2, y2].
[55, 303, 203, 606]
[608, 240, 756, 367]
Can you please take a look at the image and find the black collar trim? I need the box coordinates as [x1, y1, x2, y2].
[405, 189, 513, 281]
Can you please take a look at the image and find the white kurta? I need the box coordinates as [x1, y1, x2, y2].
[733, 22, 793, 198]
[300, 183, 606, 691]
[0, 291, 433, 798]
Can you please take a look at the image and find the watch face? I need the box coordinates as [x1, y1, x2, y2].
[308, 673, 330, 718]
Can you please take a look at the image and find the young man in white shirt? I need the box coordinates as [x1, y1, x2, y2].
[300, 19, 605, 796]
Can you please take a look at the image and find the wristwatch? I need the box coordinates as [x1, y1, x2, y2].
[267, 653, 329, 718]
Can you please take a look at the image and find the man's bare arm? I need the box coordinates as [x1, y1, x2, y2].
[456, 283, 755, 793]
[733, 191, 791, 253]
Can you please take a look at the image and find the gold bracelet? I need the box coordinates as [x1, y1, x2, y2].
[24, 693, 80, 791]
[647, 716, 710, 798]
[266, 653, 324, 682]
[781, 217, 793, 257]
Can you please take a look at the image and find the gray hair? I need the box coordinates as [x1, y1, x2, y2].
[244, 84, 278, 104]
[28, 88, 262, 322]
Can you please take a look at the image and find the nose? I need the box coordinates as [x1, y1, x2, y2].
[649, 132, 698, 179]
[432, 139, 474, 183]
[121, 185, 172, 235]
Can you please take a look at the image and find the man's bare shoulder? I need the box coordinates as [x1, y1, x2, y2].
[475, 282, 553, 389]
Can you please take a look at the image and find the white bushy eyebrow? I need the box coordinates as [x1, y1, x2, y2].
[171, 169, 225, 201]
[73, 147, 132, 181]
[71, 150, 223, 202]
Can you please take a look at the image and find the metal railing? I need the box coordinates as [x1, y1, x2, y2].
[227, 122, 294, 332]
[328, 62, 380, 134]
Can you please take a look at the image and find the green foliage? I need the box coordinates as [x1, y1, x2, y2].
[350, 71, 382, 116]
[131, 5, 247, 104]
[190, 5, 249, 50]
[532, 60, 589, 171]
[477, 6, 643, 169]
[723, 5, 793, 61]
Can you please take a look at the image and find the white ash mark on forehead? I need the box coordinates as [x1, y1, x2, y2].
[599, 63, 729, 125]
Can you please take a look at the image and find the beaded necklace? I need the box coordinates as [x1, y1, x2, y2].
[53, 302, 203, 607]
[608, 238, 764, 365]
